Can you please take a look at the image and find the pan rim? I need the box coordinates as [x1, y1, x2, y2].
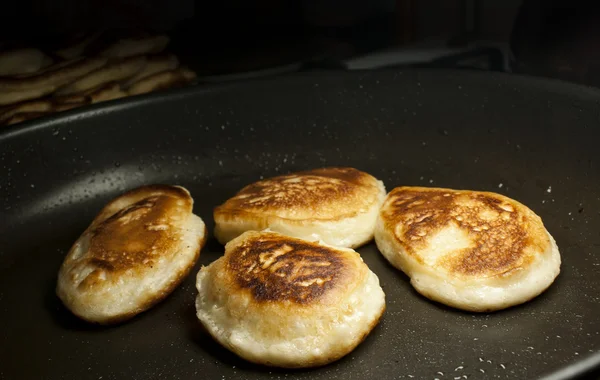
[538, 350, 600, 380]
[2, 68, 600, 142]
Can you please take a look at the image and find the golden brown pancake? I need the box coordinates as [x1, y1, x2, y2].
[57, 185, 206, 324]
[374, 186, 561, 312]
[214, 167, 386, 248]
[195, 231, 386, 368]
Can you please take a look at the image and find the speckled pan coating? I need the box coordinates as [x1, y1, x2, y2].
[0, 69, 599, 379]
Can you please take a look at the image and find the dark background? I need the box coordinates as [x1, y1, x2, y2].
[2, 0, 600, 86]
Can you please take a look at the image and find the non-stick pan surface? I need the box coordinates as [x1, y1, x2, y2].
[1, 70, 599, 380]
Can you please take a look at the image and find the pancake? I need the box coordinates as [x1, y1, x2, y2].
[0, 58, 107, 91]
[53, 101, 88, 113]
[0, 87, 53, 107]
[122, 54, 180, 88]
[2, 111, 51, 126]
[214, 167, 386, 248]
[0, 48, 52, 76]
[126, 67, 196, 96]
[0, 100, 52, 124]
[82, 82, 128, 103]
[55, 56, 147, 95]
[56, 185, 206, 324]
[0, 58, 107, 106]
[374, 186, 561, 312]
[195, 231, 385, 368]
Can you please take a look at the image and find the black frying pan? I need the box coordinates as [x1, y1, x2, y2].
[1, 69, 599, 380]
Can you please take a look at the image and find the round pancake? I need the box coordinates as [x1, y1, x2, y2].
[195, 231, 386, 368]
[56, 185, 206, 324]
[374, 186, 561, 312]
[214, 167, 386, 248]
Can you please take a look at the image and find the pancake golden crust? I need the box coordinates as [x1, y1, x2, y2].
[90, 184, 191, 224]
[57, 185, 206, 324]
[214, 167, 386, 248]
[220, 167, 377, 220]
[383, 187, 549, 278]
[84, 186, 191, 276]
[195, 231, 386, 368]
[375, 186, 561, 312]
[227, 233, 350, 304]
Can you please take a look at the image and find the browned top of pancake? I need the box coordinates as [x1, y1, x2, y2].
[225, 232, 363, 304]
[215, 167, 381, 221]
[78, 185, 192, 276]
[380, 187, 550, 278]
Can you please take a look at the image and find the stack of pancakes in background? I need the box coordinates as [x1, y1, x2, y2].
[0, 31, 196, 127]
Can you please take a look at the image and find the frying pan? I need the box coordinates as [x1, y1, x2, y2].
[1, 69, 599, 380]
